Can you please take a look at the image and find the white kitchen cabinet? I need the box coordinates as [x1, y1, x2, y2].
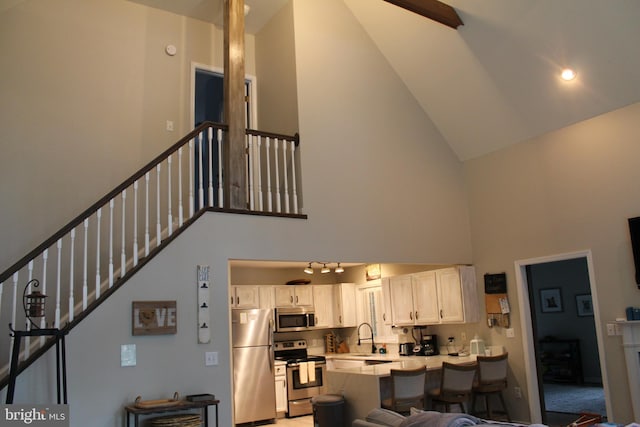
[381, 278, 393, 325]
[435, 266, 480, 324]
[230, 286, 260, 309]
[274, 285, 314, 307]
[334, 283, 356, 327]
[312, 285, 335, 328]
[275, 362, 287, 416]
[259, 286, 275, 310]
[385, 266, 479, 326]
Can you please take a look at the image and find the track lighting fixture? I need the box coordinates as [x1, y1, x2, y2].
[304, 263, 314, 274]
[302, 262, 345, 274]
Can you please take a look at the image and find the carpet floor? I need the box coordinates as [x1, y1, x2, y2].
[543, 383, 606, 415]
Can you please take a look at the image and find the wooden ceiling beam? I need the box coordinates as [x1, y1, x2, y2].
[383, 0, 463, 29]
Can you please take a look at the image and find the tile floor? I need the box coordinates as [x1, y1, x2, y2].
[271, 415, 313, 427]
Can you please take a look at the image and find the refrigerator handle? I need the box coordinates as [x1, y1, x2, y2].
[268, 318, 275, 373]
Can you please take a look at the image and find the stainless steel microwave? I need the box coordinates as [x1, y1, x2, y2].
[274, 307, 315, 332]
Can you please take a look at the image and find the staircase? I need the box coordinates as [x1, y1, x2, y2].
[0, 121, 304, 393]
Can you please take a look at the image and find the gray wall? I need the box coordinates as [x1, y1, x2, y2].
[465, 102, 640, 422]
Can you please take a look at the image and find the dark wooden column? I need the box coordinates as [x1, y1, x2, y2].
[224, 0, 247, 209]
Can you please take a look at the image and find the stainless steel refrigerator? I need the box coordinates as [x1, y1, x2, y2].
[232, 308, 276, 424]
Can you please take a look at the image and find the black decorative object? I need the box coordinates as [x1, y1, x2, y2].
[6, 279, 68, 404]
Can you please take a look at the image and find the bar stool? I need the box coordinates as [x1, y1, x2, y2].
[428, 362, 477, 413]
[381, 366, 427, 414]
[472, 353, 511, 421]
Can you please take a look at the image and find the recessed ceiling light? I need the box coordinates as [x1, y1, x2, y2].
[561, 68, 577, 81]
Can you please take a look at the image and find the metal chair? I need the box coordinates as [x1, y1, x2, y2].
[381, 366, 427, 414]
[472, 352, 511, 421]
[428, 362, 477, 413]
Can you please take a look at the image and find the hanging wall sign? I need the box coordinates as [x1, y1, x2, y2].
[132, 301, 177, 335]
[197, 265, 211, 344]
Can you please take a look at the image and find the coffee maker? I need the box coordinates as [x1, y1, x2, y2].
[421, 334, 439, 356]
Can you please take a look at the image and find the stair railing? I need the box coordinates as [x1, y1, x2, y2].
[0, 121, 303, 389]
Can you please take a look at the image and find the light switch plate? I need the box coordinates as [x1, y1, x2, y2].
[205, 351, 218, 366]
[506, 328, 515, 338]
[121, 344, 137, 367]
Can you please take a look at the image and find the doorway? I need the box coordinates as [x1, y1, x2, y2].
[514, 251, 612, 424]
[191, 64, 256, 208]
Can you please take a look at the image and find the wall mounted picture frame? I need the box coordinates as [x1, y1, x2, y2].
[366, 264, 381, 281]
[540, 288, 563, 313]
[576, 294, 594, 316]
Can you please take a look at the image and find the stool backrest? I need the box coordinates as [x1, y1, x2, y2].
[439, 362, 477, 399]
[389, 366, 426, 405]
[477, 353, 508, 386]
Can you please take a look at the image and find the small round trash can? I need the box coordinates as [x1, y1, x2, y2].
[311, 394, 345, 427]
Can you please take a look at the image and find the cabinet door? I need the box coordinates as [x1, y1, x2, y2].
[294, 286, 314, 307]
[436, 268, 465, 323]
[275, 376, 287, 413]
[390, 275, 415, 325]
[335, 283, 356, 327]
[274, 286, 295, 307]
[259, 286, 275, 310]
[231, 286, 260, 309]
[381, 278, 393, 325]
[312, 285, 335, 328]
[412, 272, 440, 324]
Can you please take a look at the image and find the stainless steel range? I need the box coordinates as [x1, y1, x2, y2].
[274, 340, 327, 417]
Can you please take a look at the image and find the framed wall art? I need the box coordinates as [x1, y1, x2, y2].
[540, 288, 563, 313]
[576, 294, 594, 316]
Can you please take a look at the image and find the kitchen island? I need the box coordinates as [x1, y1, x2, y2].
[324, 354, 479, 424]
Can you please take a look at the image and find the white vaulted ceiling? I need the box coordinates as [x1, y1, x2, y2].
[130, 0, 640, 161]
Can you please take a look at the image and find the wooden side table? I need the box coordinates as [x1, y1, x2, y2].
[124, 399, 219, 427]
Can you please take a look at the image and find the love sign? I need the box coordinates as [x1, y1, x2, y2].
[132, 301, 177, 335]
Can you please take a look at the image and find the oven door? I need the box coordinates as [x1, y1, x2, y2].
[286, 363, 327, 401]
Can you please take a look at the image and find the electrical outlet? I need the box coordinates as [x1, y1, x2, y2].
[461, 332, 466, 342]
[514, 387, 522, 399]
[205, 351, 218, 366]
[606, 323, 616, 336]
[166, 120, 174, 131]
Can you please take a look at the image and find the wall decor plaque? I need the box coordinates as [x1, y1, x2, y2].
[132, 301, 177, 335]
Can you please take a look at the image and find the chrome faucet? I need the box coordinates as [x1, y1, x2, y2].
[357, 322, 376, 353]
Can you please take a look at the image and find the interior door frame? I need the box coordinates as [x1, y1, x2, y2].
[189, 62, 258, 130]
[514, 249, 612, 423]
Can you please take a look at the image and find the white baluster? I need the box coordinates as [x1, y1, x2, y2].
[189, 139, 195, 217]
[121, 190, 127, 276]
[69, 228, 75, 322]
[145, 172, 150, 256]
[274, 138, 281, 213]
[156, 164, 162, 246]
[25, 261, 33, 358]
[133, 181, 139, 266]
[266, 137, 273, 212]
[248, 134, 254, 210]
[82, 219, 88, 310]
[109, 199, 114, 288]
[257, 136, 264, 211]
[9, 272, 18, 362]
[167, 155, 173, 236]
[290, 140, 299, 214]
[282, 138, 290, 214]
[208, 127, 214, 207]
[55, 239, 62, 328]
[217, 129, 224, 207]
[95, 208, 101, 300]
[40, 249, 49, 343]
[178, 147, 184, 226]
[198, 133, 204, 210]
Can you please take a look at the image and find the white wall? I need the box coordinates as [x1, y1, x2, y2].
[465, 101, 640, 423]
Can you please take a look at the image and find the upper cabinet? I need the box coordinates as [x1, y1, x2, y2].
[312, 285, 335, 328]
[334, 283, 357, 327]
[385, 266, 479, 326]
[230, 285, 261, 309]
[274, 285, 314, 308]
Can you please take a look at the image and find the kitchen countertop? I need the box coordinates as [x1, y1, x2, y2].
[324, 353, 478, 376]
